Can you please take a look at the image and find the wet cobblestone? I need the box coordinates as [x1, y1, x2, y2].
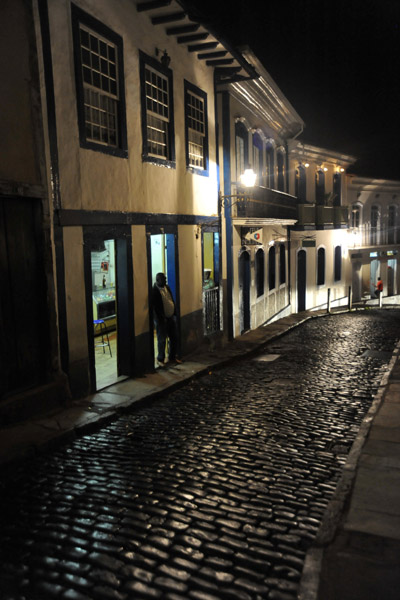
[1, 310, 400, 599]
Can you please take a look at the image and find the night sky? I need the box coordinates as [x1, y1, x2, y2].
[188, 0, 400, 180]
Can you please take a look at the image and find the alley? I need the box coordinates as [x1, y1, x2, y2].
[1, 310, 400, 600]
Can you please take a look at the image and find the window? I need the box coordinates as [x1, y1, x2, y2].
[351, 204, 360, 228]
[268, 245, 276, 290]
[279, 244, 286, 285]
[185, 82, 208, 174]
[295, 165, 306, 203]
[140, 52, 175, 165]
[334, 246, 342, 281]
[235, 121, 248, 180]
[388, 205, 397, 244]
[71, 4, 127, 156]
[317, 247, 325, 286]
[277, 150, 285, 192]
[333, 173, 341, 206]
[315, 169, 325, 205]
[371, 205, 379, 244]
[255, 249, 265, 297]
[253, 133, 263, 184]
[266, 142, 275, 189]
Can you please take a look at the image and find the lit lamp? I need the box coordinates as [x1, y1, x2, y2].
[240, 168, 257, 188]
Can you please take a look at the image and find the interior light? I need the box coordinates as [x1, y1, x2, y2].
[240, 168, 257, 187]
[304, 163, 310, 168]
[323, 167, 328, 172]
[340, 167, 345, 172]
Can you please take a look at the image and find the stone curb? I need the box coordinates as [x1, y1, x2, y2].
[298, 339, 400, 600]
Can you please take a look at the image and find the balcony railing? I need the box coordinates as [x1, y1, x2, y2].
[297, 204, 348, 229]
[231, 186, 299, 221]
[203, 287, 220, 335]
[348, 225, 400, 248]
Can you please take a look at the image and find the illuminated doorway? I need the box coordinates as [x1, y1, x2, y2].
[84, 227, 134, 392]
[149, 232, 177, 367]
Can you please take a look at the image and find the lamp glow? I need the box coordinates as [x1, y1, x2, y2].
[240, 168, 257, 188]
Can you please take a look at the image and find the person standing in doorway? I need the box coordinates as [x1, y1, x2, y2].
[152, 272, 182, 367]
[374, 276, 383, 298]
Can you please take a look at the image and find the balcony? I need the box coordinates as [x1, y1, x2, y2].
[296, 204, 348, 229]
[348, 225, 400, 249]
[230, 186, 299, 221]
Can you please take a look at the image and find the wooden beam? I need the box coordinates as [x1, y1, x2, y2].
[198, 50, 228, 60]
[188, 41, 218, 52]
[177, 32, 209, 43]
[206, 58, 234, 66]
[151, 11, 186, 25]
[166, 23, 199, 35]
[215, 66, 242, 75]
[137, 0, 171, 11]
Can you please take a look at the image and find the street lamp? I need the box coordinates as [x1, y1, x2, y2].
[240, 168, 257, 188]
[219, 169, 257, 210]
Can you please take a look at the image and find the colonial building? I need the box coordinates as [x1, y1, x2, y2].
[217, 48, 304, 337]
[346, 176, 400, 302]
[288, 142, 356, 313]
[1, 0, 261, 410]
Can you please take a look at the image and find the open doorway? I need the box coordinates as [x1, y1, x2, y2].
[149, 232, 177, 367]
[91, 239, 118, 389]
[84, 227, 134, 392]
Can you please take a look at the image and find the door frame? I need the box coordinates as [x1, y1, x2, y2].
[83, 225, 134, 393]
[146, 224, 180, 368]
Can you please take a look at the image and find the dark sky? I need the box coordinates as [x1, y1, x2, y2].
[188, 0, 400, 180]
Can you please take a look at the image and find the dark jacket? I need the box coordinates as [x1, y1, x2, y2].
[152, 283, 176, 322]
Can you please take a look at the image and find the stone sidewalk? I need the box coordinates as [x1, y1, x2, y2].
[1, 306, 400, 599]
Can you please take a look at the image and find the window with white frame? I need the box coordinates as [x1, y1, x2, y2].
[71, 4, 127, 156]
[145, 66, 169, 158]
[185, 81, 208, 173]
[140, 52, 174, 165]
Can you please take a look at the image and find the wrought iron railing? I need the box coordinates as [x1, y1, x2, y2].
[348, 225, 400, 247]
[203, 287, 220, 335]
[231, 186, 299, 221]
[297, 204, 348, 228]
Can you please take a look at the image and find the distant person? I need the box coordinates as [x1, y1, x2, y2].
[151, 273, 182, 367]
[203, 269, 215, 290]
[373, 276, 383, 298]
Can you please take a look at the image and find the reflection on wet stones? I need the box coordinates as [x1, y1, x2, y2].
[1, 311, 400, 599]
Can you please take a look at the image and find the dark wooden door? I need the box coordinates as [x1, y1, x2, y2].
[239, 251, 251, 333]
[297, 249, 307, 312]
[0, 197, 49, 398]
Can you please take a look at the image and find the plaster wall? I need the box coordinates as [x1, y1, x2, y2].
[63, 226, 88, 361]
[178, 225, 203, 316]
[131, 225, 148, 336]
[0, 0, 41, 184]
[47, 0, 218, 217]
[290, 229, 350, 312]
[232, 224, 290, 337]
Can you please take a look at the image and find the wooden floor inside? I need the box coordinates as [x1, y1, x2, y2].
[94, 331, 126, 390]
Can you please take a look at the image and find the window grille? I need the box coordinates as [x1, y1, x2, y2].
[80, 26, 118, 147]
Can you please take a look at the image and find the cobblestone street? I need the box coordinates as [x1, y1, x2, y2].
[1, 310, 400, 600]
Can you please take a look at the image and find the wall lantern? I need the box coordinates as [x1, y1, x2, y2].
[240, 168, 257, 188]
[156, 48, 171, 68]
